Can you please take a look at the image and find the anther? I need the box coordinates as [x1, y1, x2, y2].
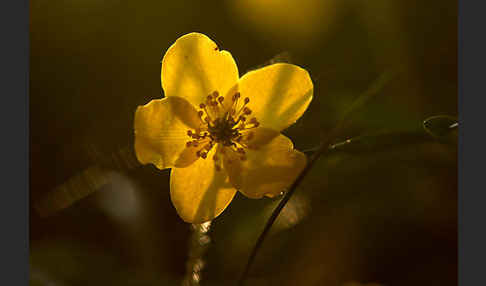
[198, 111, 204, 117]
[218, 96, 224, 103]
[200, 152, 207, 159]
[186, 141, 192, 147]
[237, 148, 245, 154]
[199, 103, 206, 109]
[243, 107, 252, 115]
[244, 97, 250, 104]
[232, 92, 240, 101]
[187, 130, 193, 137]
[239, 116, 246, 122]
[212, 91, 219, 98]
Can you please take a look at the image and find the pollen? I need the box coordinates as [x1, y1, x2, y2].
[185, 90, 260, 164]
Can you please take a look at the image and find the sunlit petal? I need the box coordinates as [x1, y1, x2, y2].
[134, 96, 202, 170]
[161, 32, 239, 108]
[224, 132, 307, 198]
[170, 148, 237, 223]
[232, 63, 313, 131]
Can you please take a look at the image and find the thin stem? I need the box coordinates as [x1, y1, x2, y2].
[236, 71, 393, 286]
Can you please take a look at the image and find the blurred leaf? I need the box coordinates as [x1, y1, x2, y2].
[35, 145, 140, 217]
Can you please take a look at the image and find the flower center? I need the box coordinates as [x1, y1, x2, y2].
[185, 90, 260, 167]
[208, 117, 240, 146]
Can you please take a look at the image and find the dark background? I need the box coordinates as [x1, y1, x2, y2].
[30, 0, 457, 285]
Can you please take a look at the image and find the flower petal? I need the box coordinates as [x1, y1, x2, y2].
[224, 131, 307, 199]
[233, 63, 313, 131]
[134, 96, 203, 170]
[170, 147, 237, 223]
[161, 32, 239, 108]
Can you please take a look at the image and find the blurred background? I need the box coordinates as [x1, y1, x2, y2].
[30, 0, 457, 285]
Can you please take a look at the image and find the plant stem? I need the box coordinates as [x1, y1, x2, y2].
[236, 71, 393, 286]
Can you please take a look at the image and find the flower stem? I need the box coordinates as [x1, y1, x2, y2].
[236, 71, 394, 286]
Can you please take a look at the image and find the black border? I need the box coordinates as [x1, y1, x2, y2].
[458, 1, 486, 286]
[1, 0, 29, 284]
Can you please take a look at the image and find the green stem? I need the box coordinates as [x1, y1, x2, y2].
[236, 71, 394, 286]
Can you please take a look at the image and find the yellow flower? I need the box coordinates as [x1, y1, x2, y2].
[134, 33, 313, 223]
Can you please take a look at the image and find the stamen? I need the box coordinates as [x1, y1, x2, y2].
[232, 92, 240, 101]
[232, 139, 249, 150]
[198, 111, 204, 117]
[193, 91, 260, 160]
[233, 115, 246, 127]
[239, 118, 260, 130]
[186, 141, 192, 147]
[234, 97, 251, 118]
[248, 117, 259, 125]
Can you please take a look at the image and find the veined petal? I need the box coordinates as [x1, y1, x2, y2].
[224, 131, 307, 199]
[170, 147, 237, 223]
[233, 63, 313, 131]
[161, 32, 239, 108]
[134, 96, 202, 170]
